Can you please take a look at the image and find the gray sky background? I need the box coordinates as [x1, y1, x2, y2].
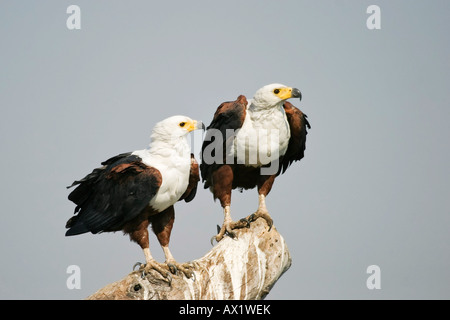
[1, 1, 449, 299]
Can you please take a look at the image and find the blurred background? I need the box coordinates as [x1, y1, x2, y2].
[0, 0, 449, 299]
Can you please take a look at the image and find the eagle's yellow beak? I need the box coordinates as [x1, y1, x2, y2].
[185, 120, 206, 132]
[275, 87, 302, 101]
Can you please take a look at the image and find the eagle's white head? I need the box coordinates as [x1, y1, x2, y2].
[147, 115, 205, 159]
[151, 115, 204, 142]
[252, 83, 302, 108]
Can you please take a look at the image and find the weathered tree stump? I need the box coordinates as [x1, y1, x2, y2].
[87, 218, 291, 300]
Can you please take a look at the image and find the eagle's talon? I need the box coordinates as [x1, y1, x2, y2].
[137, 261, 173, 284]
[226, 229, 236, 239]
[190, 270, 196, 281]
[180, 267, 194, 279]
[246, 213, 256, 224]
[213, 224, 227, 243]
[165, 261, 195, 279]
[245, 210, 273, 231]
[165, 272, 173, 286]
[133, 262, 143, 271]
[264, 216, 274, 231]
[185, 270, 195, 280]
[214, 217, 250, 243]
[239, 218, 251, 228]
[167, 263, 178, 275]
[131, 262, 147, 279]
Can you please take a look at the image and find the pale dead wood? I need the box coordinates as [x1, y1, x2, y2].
[86, 218, 291, 300]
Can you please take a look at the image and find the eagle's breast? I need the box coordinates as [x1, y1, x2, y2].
[232, 103, 291, 167]
[132, 144, 191, 212]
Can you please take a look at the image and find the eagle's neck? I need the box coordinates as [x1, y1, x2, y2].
[247, 100, 285, 124]
[148, 136, 190, 159]
[134, 136, 190, 169]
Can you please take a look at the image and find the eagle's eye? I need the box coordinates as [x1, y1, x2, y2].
[273, 89, 280, 94]
[179, 122, 186, 127]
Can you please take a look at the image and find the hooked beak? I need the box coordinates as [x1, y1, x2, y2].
[291, 87, 302, 101]
[187, 120, 205, 132]
[277, 87, 302, 101]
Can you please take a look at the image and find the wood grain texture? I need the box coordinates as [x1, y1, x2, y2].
[87, 218, 291, 300]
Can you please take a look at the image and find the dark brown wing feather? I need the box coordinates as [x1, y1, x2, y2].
[279, 101, 311, 174]
[66, 154, 162, 235]
[179, 154, 200, 202]
[200, 95, 247, 188]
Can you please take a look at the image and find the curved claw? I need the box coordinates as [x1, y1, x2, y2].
[167, 263, 178, 275]
[246, 211, 273, 231]
[213, 218, 247, 244]
[136, 261, 174, 285]
[210, 225, 223, 245]
[133, 262, 143, 271]
[167, 261, 196, 280]
[211, 229, 236, 245]
[183, 269, 195, 280]
[165, 272, 173, 286]
[227, 230, 237, 239]
[132, 262, 147, 279]
[241, 218, 251, 228]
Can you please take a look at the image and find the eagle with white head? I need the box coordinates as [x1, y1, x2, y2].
[66, 115, 204, 280]
[201, 83, 310, 242]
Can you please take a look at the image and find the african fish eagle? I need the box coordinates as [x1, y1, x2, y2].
[200, 84, 310, 242]
[66, 115, 204, 279]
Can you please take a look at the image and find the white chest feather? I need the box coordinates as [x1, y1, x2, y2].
[149, 162, 190, 211]
[132, 142, 191, 212]
[232, 103, 291, 167]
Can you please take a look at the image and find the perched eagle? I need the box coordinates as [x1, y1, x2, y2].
[66, 116, 204, 279]
[200, 84, 310, 242]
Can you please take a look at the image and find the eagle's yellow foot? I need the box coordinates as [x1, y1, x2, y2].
[133, 261, 173, 284]
[246, 209, 273, 231]
[246, 195, 273, 231]
[166, 260, 196, 279]
[211, 218, 249, 244]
